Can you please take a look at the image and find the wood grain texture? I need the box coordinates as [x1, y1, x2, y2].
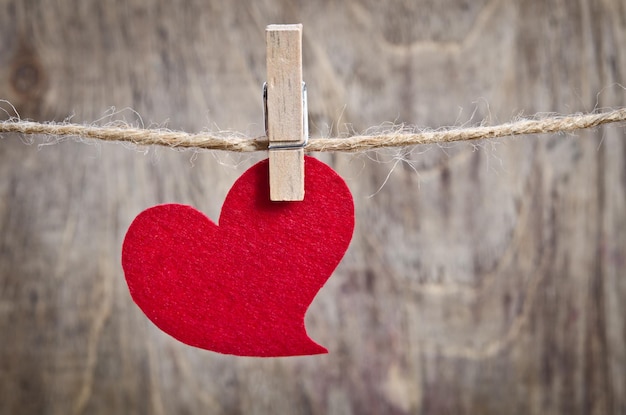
[266, 24, 305, 201]
[0, 0, 625, 414]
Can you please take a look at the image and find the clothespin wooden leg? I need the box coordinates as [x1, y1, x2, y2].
[266, 24, 305, 202]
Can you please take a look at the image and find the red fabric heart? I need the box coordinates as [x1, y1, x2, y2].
[122, 156, 354, 357]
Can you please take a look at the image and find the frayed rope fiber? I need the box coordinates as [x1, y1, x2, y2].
[1, 108, 625, 152]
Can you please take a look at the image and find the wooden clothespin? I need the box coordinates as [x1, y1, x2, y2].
[265, 24, 306, 201]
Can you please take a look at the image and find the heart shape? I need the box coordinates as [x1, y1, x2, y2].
[122, 156, 354, 357]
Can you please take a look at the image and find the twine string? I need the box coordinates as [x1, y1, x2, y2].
[0, 108, 625, 152]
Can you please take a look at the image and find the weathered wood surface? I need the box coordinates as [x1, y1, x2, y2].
[1, 0, 625, 414]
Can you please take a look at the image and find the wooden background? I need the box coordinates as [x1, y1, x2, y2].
[1, 0, 625, 414]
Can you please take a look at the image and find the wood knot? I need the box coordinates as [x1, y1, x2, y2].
[6, 42, 48, 118]
[11, 57, 44, 97]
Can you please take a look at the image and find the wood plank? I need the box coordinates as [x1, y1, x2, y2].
[0, 1, 625, 414]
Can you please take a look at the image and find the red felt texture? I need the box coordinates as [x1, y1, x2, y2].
[122, 156, 354, 357]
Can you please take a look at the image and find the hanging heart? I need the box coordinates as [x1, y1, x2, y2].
[122, 156, 354, 357]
